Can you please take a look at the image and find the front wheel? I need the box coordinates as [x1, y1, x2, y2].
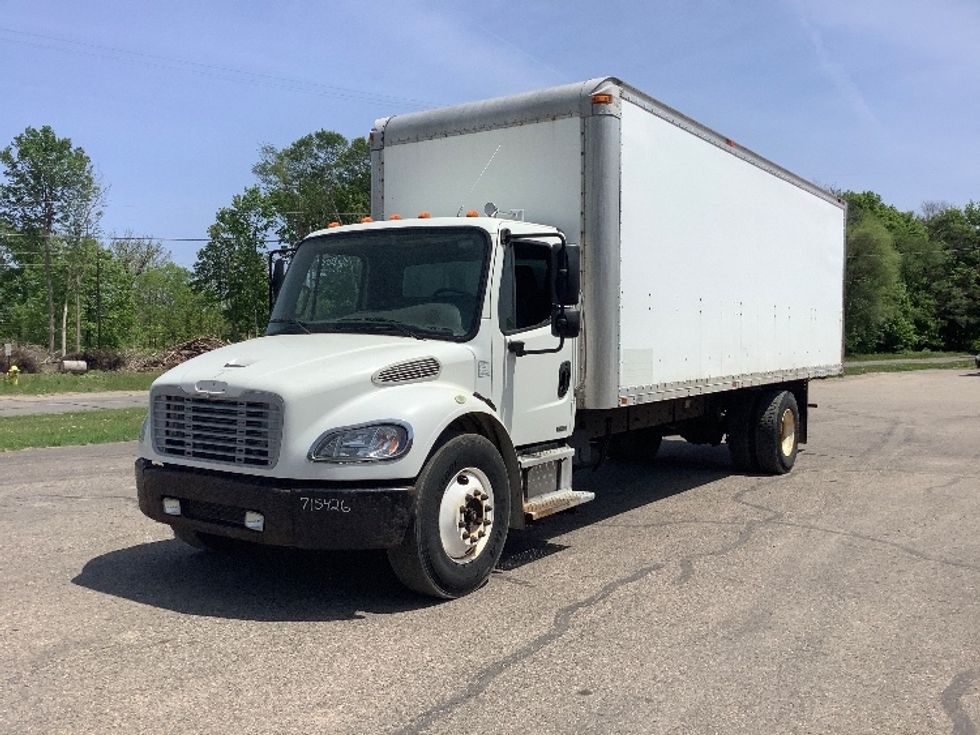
[387, 434, 511, 598]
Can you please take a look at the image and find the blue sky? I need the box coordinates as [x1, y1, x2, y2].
[1, 0, 977, 266]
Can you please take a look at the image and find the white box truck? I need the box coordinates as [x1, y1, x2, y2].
[136, 77, 845, 597]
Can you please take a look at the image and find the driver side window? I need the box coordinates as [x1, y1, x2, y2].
[499, 242, 552, 334]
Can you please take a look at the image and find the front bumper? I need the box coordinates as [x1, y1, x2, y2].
[135, 459, 415, 549]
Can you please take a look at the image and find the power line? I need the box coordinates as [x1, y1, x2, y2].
[0, 25, 439, 110]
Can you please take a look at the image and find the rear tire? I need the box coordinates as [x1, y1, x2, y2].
[753, 390, 799, 474]
[388, 435, 510, 598]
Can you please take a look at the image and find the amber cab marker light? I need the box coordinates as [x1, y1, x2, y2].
[466, 210, 479, 217]
[328, 221, 341, 228]
[418, 211, 432, 219]
[592, 93, 614, 105]
[361, 216, 373, 223]
[388, 213, 402, 220]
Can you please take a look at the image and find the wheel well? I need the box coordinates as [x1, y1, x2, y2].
[432, 413, 523, 530]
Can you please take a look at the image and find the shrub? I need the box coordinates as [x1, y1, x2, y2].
[0, 347, 40, 374]
[64, 349, 126, 372]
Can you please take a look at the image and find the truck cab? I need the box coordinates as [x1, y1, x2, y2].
[137, 217, 584, 598]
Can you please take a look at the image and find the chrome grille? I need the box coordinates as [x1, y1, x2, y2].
[373, 357, 441, 385]
[152, 391, 282, 467]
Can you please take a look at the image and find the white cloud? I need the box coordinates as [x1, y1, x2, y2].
[787, 0, 880, 129]
[805, 0, 980, 72]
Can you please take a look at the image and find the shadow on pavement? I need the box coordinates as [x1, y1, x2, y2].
[74, 439, 736, 620]
[497, 439, 735, 570]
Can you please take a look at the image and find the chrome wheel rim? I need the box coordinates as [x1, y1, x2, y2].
[438, 467, 493, 564]
[779, 408, 796, 457]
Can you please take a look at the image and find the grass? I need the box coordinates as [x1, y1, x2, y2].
[845, 350, 971, 362]
[0, 370, 160, 396]
[0, 407, 147, 452]
[844, 359, 975, 376]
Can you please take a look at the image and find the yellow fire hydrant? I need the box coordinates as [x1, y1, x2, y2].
[6, 364, 19, 385]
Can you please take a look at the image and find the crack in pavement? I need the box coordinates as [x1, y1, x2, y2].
[673, 484, 781, 585]
[390, 560, 667, 735]
[392, 483, 776, 734]
[942, 669, 980, 735]
[738, 477, 980, 575]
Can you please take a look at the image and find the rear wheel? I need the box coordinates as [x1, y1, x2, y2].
[754, 389, 799, 474]
[388, 435, 510, 598]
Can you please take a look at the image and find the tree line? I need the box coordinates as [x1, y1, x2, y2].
[1, 124, 978, 357]
[0, 127, 368, 353]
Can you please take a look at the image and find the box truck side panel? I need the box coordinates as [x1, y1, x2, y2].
[380, 116, 584, 244]
[617, 99, 844, 399]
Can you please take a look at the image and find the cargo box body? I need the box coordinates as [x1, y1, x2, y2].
[371, 77, 845, 410]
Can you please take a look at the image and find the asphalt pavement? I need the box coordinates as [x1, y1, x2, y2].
[0, 390, 148, 416]
[1, 368, 979, 734]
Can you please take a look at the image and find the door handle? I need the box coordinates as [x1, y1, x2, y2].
[558, 361, 571, 398]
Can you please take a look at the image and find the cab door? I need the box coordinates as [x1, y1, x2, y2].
[496, 239, 576, 446]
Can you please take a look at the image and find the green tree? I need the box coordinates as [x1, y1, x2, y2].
[0, 126, 102, 353]
[925, 203, 980, 350]
[843, 191, 948, 351]
[135, 263, 225, 348]
[194, 186, 273, 340]
[844, 215, 903, 353]
[253, 131, 370, 243]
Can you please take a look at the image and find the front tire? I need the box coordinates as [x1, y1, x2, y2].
[388, 434, 511, 599]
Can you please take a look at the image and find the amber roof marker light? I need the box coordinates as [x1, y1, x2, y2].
[592, 93, 614, 105]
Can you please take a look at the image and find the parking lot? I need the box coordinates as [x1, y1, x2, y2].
[1, 369, 978, 734]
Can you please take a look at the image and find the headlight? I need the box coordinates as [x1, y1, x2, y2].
[308, 422, 412, 463]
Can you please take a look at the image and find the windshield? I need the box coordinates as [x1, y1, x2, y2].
[267, 227, 490, 340]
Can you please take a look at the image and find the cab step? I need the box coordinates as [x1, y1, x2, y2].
[517, 445, 575, 469]
[523, 489, 595, 521]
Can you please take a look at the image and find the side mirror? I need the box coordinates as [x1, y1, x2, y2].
[552, 306, 581, 339]
[551, 242, 580, 307]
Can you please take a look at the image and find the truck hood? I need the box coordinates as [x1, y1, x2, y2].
[153, 333, 477, 401]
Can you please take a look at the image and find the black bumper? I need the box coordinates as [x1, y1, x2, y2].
[135, 459, 415, 549]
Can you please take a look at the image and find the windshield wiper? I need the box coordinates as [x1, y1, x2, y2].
[330, 317, 426, 340]
[268, 318, 312, 334]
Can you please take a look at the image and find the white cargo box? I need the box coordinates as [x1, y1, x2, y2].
[372, 77, 845, 410]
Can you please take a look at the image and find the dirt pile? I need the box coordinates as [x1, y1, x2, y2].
[130, 336, 229, 372]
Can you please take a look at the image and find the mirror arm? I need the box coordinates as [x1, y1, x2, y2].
[509, 334, 565, 357]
